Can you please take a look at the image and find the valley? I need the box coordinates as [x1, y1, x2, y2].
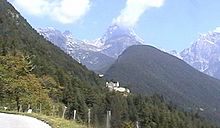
[1, 0, 220, 127]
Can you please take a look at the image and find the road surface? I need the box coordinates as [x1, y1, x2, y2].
[0, 113, 51, 128]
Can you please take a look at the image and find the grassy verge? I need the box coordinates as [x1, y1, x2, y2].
[0, 110, 86, 128]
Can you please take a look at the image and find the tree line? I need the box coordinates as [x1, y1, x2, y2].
[0, 53, 218, 128]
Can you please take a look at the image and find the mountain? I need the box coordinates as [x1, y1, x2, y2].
[180, 28, 220, 79]
[95, 24, 144, 58]
[38, 24, 143, 73]
[0, 0, 102, 92]
[1, 1, 219, 127]
[105, 45, 220, 122]
[37, 28, 115, 73]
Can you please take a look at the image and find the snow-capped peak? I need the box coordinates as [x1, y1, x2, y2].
[84, 38, 104, 49]
[177, 27, 220, 79]
[38, 23, 145, 66]
[101, 24, 144, 44]
[37, 27, 64, 39]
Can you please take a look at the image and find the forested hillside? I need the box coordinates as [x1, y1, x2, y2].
[0, 0, 104, 121]
[105, 45, 220, 123]
[0, 0, 218, 127]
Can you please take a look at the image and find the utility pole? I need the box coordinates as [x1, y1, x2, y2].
[62, 106, 67, 119]
[39, 103, 42, 114]
[73, 110, 77, 120]
[52, 105, 55, 116]
[88, 108, 91, 128]
[136, 121, 139, 128]
[28, 104, 30, 109]
[106, 111, 111, 128]
[19, 105, 22, 113]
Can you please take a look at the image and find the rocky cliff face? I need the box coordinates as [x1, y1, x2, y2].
[37, 24, 144, 73]
[179, 28, 220, 79]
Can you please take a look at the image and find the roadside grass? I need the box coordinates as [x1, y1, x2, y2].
[0, 110, 86, 128]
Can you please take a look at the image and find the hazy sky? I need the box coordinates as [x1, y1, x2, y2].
[8, 0, 220, 51]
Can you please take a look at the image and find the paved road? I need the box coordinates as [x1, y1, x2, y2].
[0, 113, 51, 128]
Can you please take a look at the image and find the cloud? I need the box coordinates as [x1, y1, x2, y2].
[113, 0, 165, 27]
[11, 0, 91, 24]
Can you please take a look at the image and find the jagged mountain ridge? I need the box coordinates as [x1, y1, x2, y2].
[98, 24, 144, 58]
[37, 24, 144, 73]
[37, 27, 115, 73]
[38, 25, 220, 79]
[173, 27, 220, 79]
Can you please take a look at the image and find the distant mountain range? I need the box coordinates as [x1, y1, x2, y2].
[170, 28, 220, 80]
[38, 24, 220, 81]
[105, 45, 220, 122]
[37, 24, 143, 73]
